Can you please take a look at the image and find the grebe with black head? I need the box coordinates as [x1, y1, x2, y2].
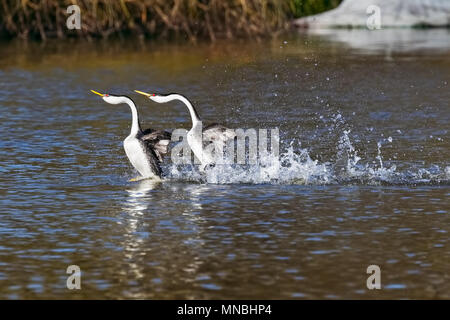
[135, 90, 234, 171]
[91, 90, 171, 180]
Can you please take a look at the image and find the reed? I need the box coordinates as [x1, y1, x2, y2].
[0, 0, 342, 41]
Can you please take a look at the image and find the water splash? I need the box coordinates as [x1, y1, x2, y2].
[165, 130, 448, 186]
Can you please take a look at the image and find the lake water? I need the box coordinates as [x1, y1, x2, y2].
[0, 29, 449, 299]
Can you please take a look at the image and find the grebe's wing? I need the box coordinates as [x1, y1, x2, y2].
[141, 129, 172, 162]
[202, 123, 235, 145]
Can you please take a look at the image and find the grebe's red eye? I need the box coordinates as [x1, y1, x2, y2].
[152, 94, 156, 96]
[105, 94, 109, 97]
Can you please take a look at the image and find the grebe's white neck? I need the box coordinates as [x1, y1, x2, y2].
[151, 94, 201, 128]
[103, 95, 141, 135]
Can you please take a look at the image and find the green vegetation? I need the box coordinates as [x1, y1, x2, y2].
[289, 0, 342, 18]
[0, 0, 342, 41]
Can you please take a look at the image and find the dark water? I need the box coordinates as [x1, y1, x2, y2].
[0, 29, 449, 299]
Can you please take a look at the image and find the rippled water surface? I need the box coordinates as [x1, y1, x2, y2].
[0, 30, 449, 299]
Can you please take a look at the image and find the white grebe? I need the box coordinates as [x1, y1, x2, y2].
[91, 90, 171, 181]
[135, 90, 234, 171]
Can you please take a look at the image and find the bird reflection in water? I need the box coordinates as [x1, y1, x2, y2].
[120, 180, 216, 297]
[125, 179, 162, 214]
[119, 179, 162, 298]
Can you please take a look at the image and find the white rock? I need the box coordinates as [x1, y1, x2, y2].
[293, 0, 450, 28]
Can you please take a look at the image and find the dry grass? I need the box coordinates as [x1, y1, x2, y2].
[0, 0, 342, 41]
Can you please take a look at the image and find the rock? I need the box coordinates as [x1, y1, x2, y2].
[293, 0, 450, 28]
[306, 29, 450, 53]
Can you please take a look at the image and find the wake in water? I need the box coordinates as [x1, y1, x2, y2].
[166, 129, 448, 186]
[165, 111, 449, 186]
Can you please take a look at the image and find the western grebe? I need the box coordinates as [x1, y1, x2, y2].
[135, 90, 234, 171]
[91, 90, 171, 181]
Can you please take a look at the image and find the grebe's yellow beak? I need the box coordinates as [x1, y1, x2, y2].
[134, 90, 153, 97]
[90, 90, 105, 97]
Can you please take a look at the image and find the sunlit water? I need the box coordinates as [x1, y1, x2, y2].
[0, 29, 449, 299]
